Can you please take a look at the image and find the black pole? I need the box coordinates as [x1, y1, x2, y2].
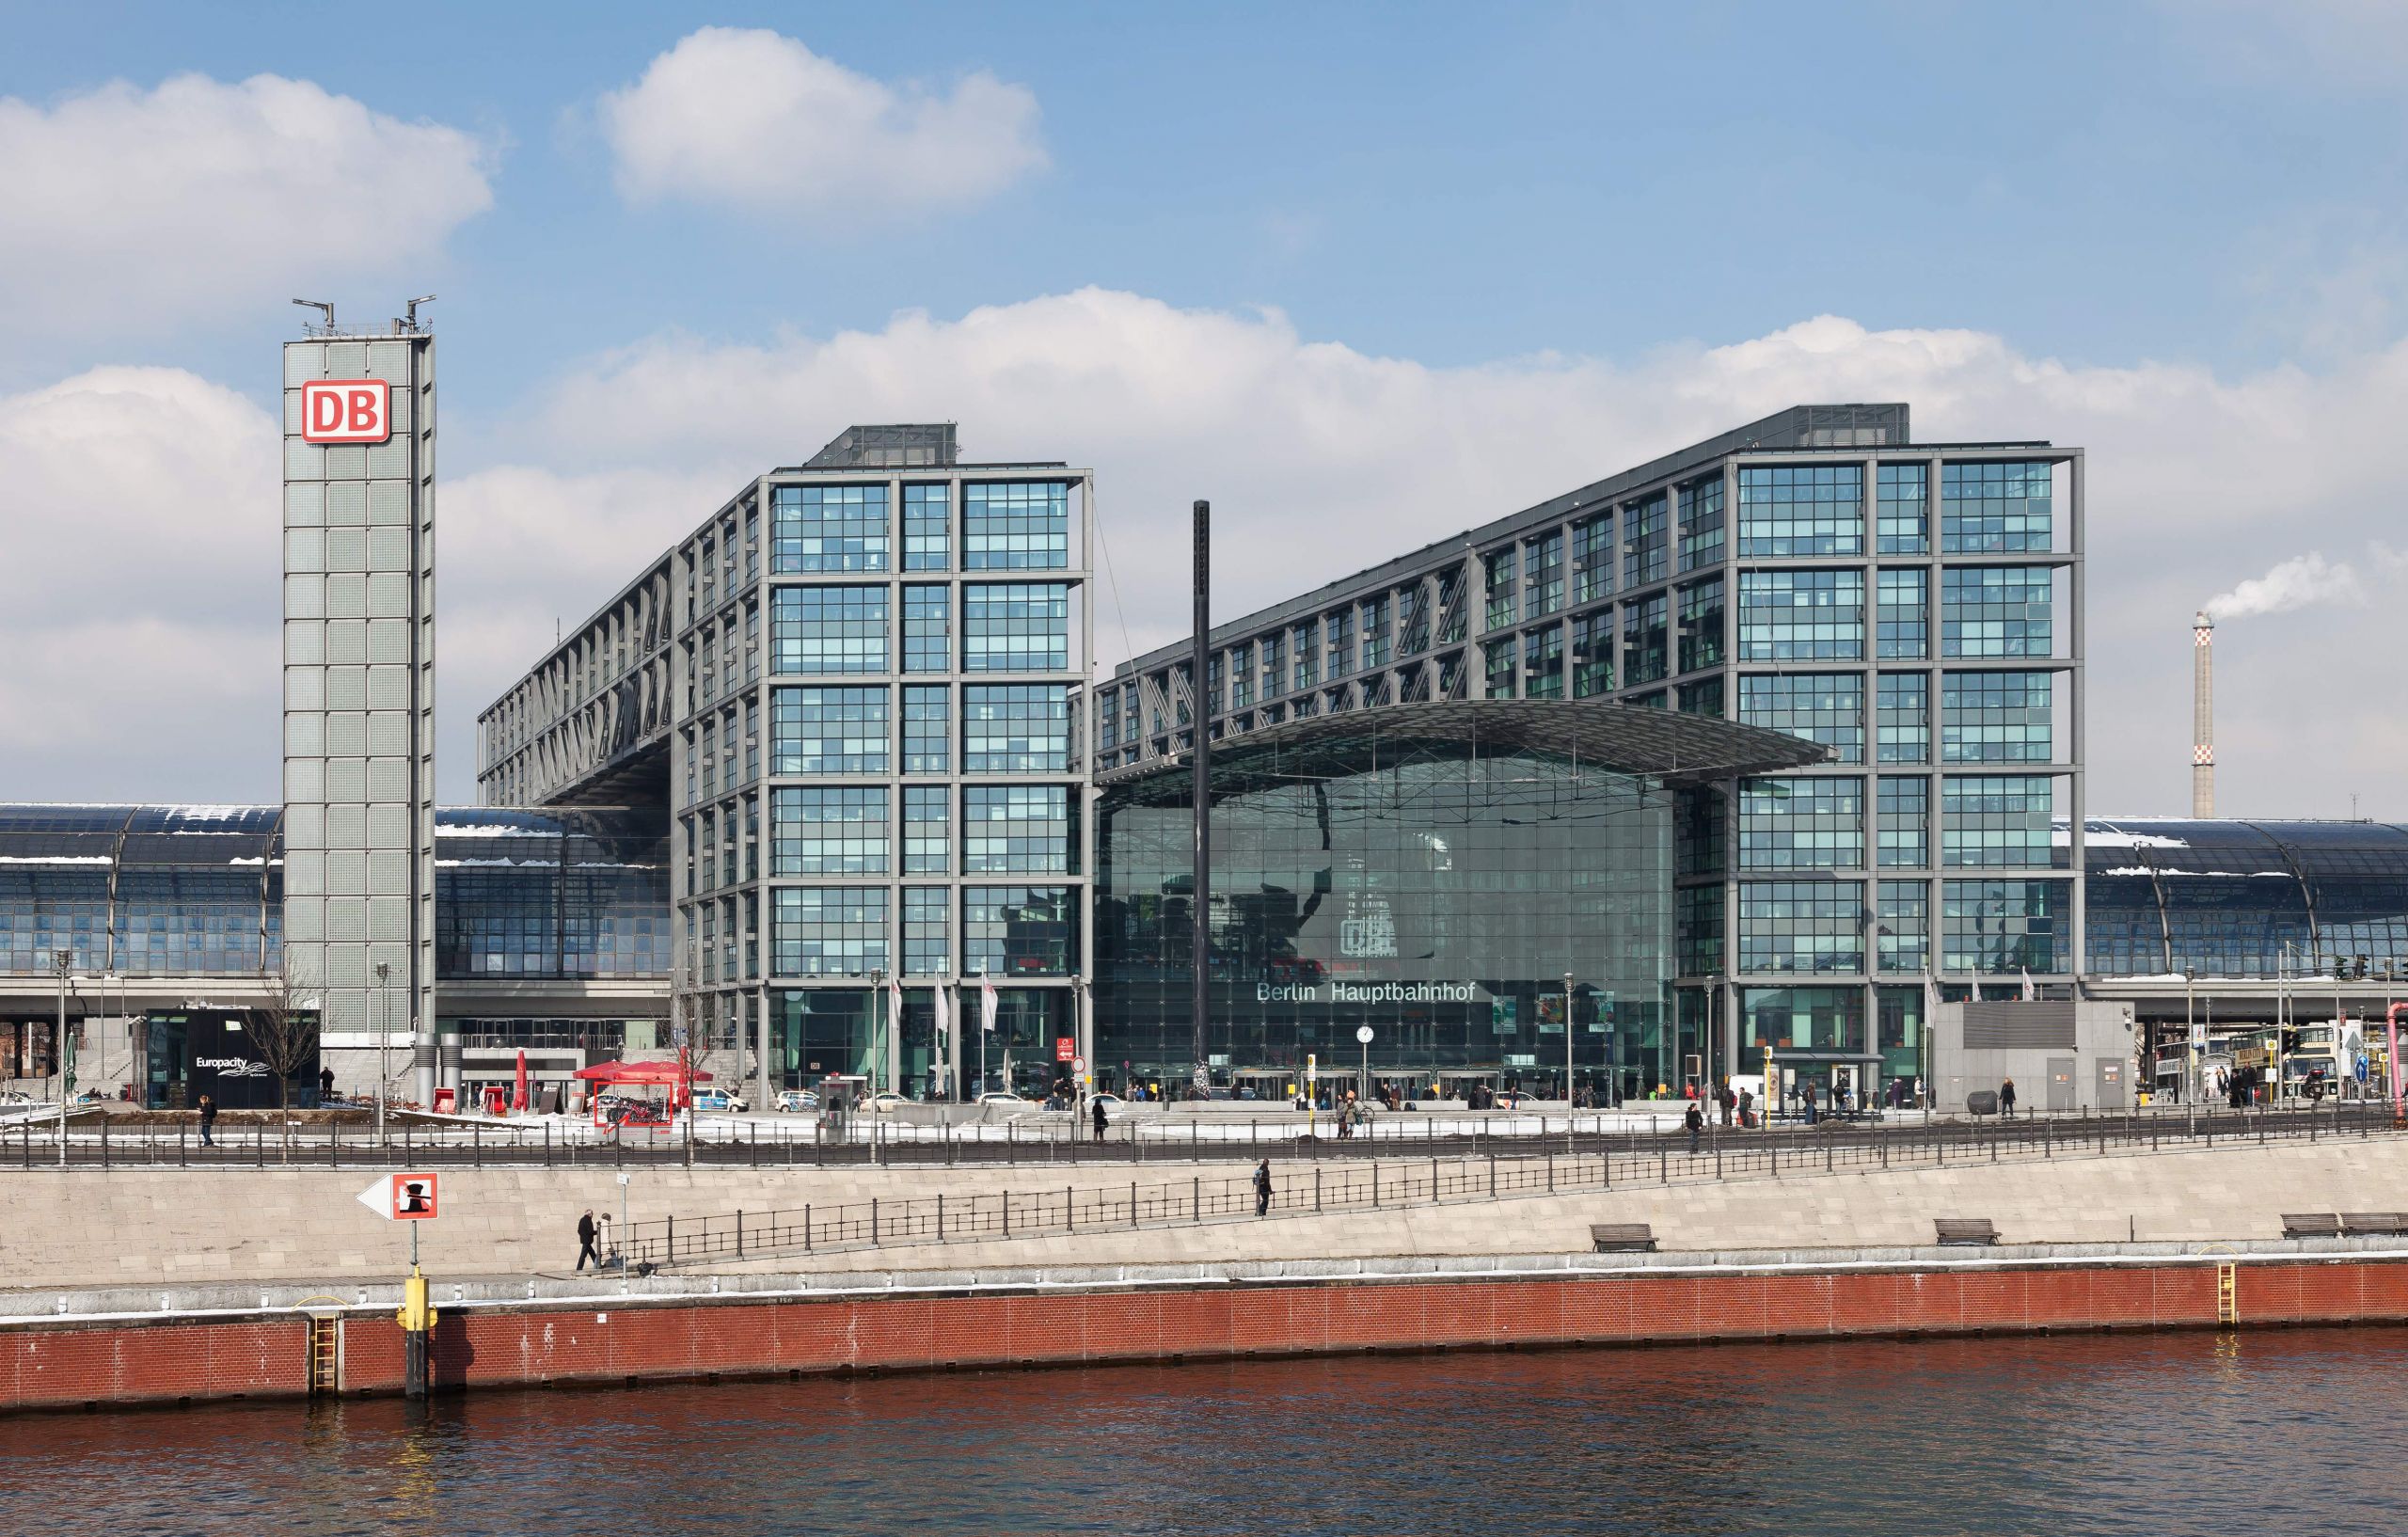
[1191, 499, 1212, 1097]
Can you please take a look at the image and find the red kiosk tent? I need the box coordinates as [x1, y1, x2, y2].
[575, 1059, 712, 1131]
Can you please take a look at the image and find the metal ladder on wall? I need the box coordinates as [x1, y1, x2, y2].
[2217, 1262, 2239, 1328]
[300, 1306, 343, 1397]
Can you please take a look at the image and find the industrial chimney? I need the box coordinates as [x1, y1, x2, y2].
[2192, 610, 2215, 817]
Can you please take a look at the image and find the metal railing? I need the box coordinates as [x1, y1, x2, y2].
[602, 1099, 2403, 1271]
[1, 1099, 2393, 1174]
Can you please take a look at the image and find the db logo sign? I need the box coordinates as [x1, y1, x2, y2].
[300, 379, 392, 445]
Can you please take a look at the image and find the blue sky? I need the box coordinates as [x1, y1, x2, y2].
[2, 1, 2405, 812]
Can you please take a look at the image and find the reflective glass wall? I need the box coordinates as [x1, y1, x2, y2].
[1095, 743, 1672, 1098]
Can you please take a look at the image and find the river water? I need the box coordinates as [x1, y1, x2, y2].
[6, 1328, 2404, 1536]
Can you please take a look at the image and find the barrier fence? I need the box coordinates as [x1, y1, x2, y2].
[606, 1099, 2403, 1271]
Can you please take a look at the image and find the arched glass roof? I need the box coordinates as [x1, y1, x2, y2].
[2072, 817, 2408, 977]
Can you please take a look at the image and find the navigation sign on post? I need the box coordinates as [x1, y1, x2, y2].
[1055, 1037, 1075, 1062]
[1307, 1053, 1318, 1084]
[356, 1172, 439, 1221]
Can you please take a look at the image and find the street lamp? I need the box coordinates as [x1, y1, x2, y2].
[869, 966, 887, 1099]
[53, 948, 72, 1165]
[1562, 971, 1576, 1108]
[375, 961, 390, 1146]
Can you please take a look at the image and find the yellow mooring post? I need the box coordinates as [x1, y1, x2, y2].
[396, 1222, 436, 1399]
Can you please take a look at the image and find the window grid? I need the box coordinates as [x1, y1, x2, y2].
[1523, 626, 1564, 699]
[770, 687, 887, 776]
[1678, 474, 1726, 572]
[1624, 494, 1669, 588]
[771, 886, 887, 975]
[1941, 461, 2053, 553]
[1484, 639, 1517, 699]
[1573, 514, 1615, 604]
[771, 484, 889, 574]
[902, 585, 950, 673]
[963, 785, 1075, 875]
[1291, 621, 1319, 691]
[902, 886, 949, 974]
[1676, 676, 1723, 717]
[1941, 567, 2053, 658]
[1877, 775, 1928, 868]
[1361, 596, 1391, 669]
[1877, 673, 1930, 765]
[1737, 465, 1863, 558]
[962, 584, 1070, 672]
[770, 586, 887, 675]
[1525, 532, 1564, 618]
[1739, 776, 1864, 871]
[963, 481, 1070, 570]
[1738, 879, 1865, 974]
[1941, 879, 2067, 973]
[1877, 880, 1929, 973]
[903, 785, 949, 874]
[1677, 578, 1724, 673]
[963, 684, 1071, 772]
[769, 786, 889, 876]
[1740, 673, 1863, 763]
[1622, 594, 1668, 687]
[1484, 548, 1518, 631]
[1571, 609, 1615, 698]
[902, 685, 948, 775]
[903, 483, 950, 571]
[1737, 569, 1864, 661]
[1941, 671, 2053, 762]
[962, 885, 1077, 976]
[1877, 463, 1928, 555]
[1877, 568, 1928, 658]
[1941, 775, 2055, 868]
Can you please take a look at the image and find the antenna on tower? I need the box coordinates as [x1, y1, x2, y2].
[405, 294, 436, 331]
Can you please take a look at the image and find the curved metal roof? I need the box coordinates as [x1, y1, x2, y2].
[1096, 700, 1827, 803]
[2075, 817, 2408, 976]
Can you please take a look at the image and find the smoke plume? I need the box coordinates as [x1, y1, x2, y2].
[2202, 551, 2366, 620]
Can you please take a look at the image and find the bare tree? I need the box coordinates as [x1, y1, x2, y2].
[247, 960, 321, 1160]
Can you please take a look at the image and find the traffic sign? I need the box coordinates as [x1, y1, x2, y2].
[1054, 1036, 1075, 1062]
[1071, 1055, 1086, 1073]
[1355, 1025, 1374, 1044]
[356, 1172, 439, 1221]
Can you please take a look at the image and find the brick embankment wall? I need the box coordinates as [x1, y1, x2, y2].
[9, 1256, 2408, 1414]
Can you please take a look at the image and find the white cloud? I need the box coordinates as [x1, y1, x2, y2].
[0, 367, 281, 799]
[14, 295, 2408, 820]
[0, 72, 493, 337]
[2203, 551, 2367, 620]
[596, 27, 1045, 215]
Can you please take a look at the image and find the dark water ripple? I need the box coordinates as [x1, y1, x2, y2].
[5, 1328, 2406, 1536]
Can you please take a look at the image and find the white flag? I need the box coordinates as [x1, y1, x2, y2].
[888, 974, 906, 1028]
[981, 974, 998, 1034]
[932, 982, 950, 1040]
[2020, 968, 2035, 1002]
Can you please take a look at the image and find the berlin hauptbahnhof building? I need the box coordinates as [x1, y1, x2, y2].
[5, 327, 2406, 1113]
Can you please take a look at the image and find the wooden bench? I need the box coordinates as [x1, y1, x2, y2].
[1934, 1217, 2000, 1246]
[1590, 1223, 1657, 1253]
[2339, 1212, 2408, 1237]
[2281, 1212, 2341, 1240]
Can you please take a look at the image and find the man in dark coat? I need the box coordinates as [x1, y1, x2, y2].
[198, 1093, 217, 1147]
[1253, 1159, 1273, 1217]
[1091, 1096, 1108, 1144]
[1686, 1101, 1704, 1154]
[576, 1209, 600, 1271]
[2001, 1077, 2019, 1118]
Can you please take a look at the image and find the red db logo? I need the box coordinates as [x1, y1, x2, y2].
[300, 379, 391, 445]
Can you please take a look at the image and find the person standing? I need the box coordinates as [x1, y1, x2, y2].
[1802, 1080, 1818, 1127]
[576, 1209, 600, 1271]
[1253, 1158, 1273, 1217]
[2001, 1077, 2019, 1118]
[1737, 1085, 1755, 1130]
[198, 1093, 217, 1147]
[1091, 1095, 1108, 1145]
[1685, 1100, 1703, 1155]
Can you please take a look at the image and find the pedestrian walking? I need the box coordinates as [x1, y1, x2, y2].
[1802, 1081, 1819, 1127]
[1685, 1101, 1703, 1154]
[198, 1093, 217, 1147]
[319, 1066, 336, 1102]
[1253, 1158, 1273, 1217]
[2001, 1077, 2019, 1118]
[1737, 1085, 1755, 1130]
[576, 1209, 600, 1271]
[1718, 1082, 1735, 1126]
[1091, 1096, 1108, 1145]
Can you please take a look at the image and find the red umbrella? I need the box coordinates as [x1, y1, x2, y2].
[513, 1049, 529, 1113]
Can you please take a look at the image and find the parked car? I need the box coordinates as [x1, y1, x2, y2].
[977, 1091, 1028, 1105]
[775, 1089, 820, 1113]
[866, 1091, 911, 1113]
[1493, 1090, 1542, 1109]
[1087, 1093, 1126, 1109]
[689, 1086, 747, 1113]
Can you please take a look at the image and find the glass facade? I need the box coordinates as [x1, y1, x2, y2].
[1737, 466, 1863, 557]
[771, 484, 889, 573]
[1738, 570, 1864, 660]
[963, 482, 1071, 570]
[1740, 673, 1863, 764]
[1941, 461, 2052, 553]
[1095, 734, 1673, 1098]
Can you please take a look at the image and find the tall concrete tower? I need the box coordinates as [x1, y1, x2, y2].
[2192, 610, 2215, 817]
[280, 313, 438, 1104]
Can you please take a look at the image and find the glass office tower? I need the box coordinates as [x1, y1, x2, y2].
[1092, 405, 2084, 1101]
[478, 426, 1095, 1103]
